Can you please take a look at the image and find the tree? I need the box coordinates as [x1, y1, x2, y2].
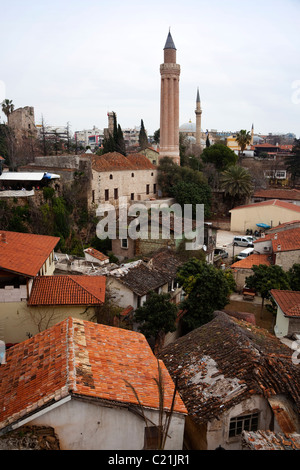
[139, 119, 148, 150]
[153, 129, 160, 145]
[1, 99, 14, 122]
[102, 112, 126, 155]
[134, 291, 178, 354]
[288, 263, 300, 291]
[206, 134, 210, 147]
[201, 143, 237, 171]
[171, 180, 211, 218]
[219, 165, 253, 206]
[235, 129, 251, 158]
[176, 258, 234, 333]
[245, 264, 290, 315]
[285, 139, 300, 187]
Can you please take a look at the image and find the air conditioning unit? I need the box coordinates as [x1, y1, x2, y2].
[263, 246, 271, 252]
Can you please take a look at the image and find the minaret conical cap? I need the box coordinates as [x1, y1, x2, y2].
[164, 30, 176, 50]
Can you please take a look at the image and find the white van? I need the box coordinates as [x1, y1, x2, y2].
[237, 248, 254, 260]
[233, 236, 254, 247]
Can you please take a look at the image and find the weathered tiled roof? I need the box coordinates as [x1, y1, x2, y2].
[84, 247, 109, 262]
[91, 152, 155, 172]
[0, 317, 187, 432]
[253, 189, 300, 201]
[254, 227, 300, 252]
[159, 311, 300, 426]
[0, 231, 60, 277]
[271, 290, 300, 318]
[231, 254, 271, 269]
[28, 275, 106, 306]
[242, 430, 300, 450]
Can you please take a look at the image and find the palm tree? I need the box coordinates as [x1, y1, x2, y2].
[220, 165, 253, 206]
[1, 99, 14, 122]
[235, 129, 251, 159]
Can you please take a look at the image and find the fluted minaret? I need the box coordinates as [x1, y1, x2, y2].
[250, 123, 254, 145]
[195, 87, 202, 149]
[159, 30, 181, 165]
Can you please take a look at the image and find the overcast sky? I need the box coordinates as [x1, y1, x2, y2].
[0, 0, 299, 137]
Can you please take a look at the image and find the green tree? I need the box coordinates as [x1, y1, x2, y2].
[288, 263, 300, 291]
[176, 259, 233, 333]
[134, 292, 178, 353]
[235, 129, 251, 158]
[206, 134, 210, 147]
[285, 139, 300, 187]
[153, 129, 160, 145]
[220, 165, 253, 206]
[139, 119, 148, 150]
[245, 264, 291, 314]
[201, 143, 237, 171]
[171, 180, 211, 218]
[1, 99, 14, 122]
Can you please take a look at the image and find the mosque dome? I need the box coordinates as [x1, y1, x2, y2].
[180, 120, 196, 133]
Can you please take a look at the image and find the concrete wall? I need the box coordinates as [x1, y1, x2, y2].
[274, 306, 290, 337]
[0, 302, 96, 344]
[30, 396, 185, 450]
[230, 205, 300, 233]
[206, 395, 273, 450]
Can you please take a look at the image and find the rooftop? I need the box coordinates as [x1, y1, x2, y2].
[271, 290, 300, 318]
[254, 227, 300, 252]
[231, 254, 271, 269]
[0, 231, 60, 278]
[84, 247, 109, 263]
[91, 152, 156, 172]
[242, 430, 300, 450]
[0, 317, 187, 433]
[230, 199, 300, 214]
[253, 189, 300, 201]
[28, 275, 106, 306]
[159, 311, 300, 426]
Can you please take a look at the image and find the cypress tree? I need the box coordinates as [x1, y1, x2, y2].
[139, 119, 148, 150]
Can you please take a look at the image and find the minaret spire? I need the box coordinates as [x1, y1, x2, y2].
[195, 87, 202, 149]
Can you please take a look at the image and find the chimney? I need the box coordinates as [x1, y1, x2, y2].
[1, 232, 7, 243]
[274, 233, 277, 239]
[277, 244, 281, 251]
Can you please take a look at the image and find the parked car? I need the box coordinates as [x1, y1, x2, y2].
[233, 236, 254, 247]
[214, 248, 229, 259]
[237, 248, 254, 260]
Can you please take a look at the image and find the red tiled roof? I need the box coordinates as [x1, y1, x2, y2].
[84, 247, 109, 262]
[0, 231, 60, 277]
[91, 152, 156, 172]
[231, 254, 271, 269]
[253, 189, 300, 201]
[231, 199, 300, 213]
[268, 220, 300, 231]
[271, 290, 300, 317]
[254, 227, 300, 252]
[0, 317, 187, 431]
[28, 275, 106, 305]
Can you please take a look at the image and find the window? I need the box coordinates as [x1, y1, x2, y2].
[114, 188, 118, 199]
[146, 184, 150, 195]
[153, 184, 157, 194]
[131, 173, 134, 177]
[110, 174, 113, 180]
[105, 189, 109, 201]
[229, 412, 259, 438]
[121, 239, 128, 249]
[131, 193, 134, 200]
[92, 190, 95, 203]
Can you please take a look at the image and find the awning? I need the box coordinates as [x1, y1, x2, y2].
[256, 223, 270, 229]
[0, 172, 60, 181]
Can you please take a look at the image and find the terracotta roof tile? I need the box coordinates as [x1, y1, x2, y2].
[271, 290, 300, 317]
[242, 430, 300, 450]
[230, 199, 300, 213]
[0, 317, 186, 431]
[255, 227, 300, 252]
[28, 275, 106, 305]
[253, 189, 300, 201]
[0, 231, 60, 277]
[91, 152, 155, 172]
[84, 247, 109, 262]
[231, 254, 271, 269]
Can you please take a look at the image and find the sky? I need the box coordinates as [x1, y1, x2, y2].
[0, 0, 299, 138]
